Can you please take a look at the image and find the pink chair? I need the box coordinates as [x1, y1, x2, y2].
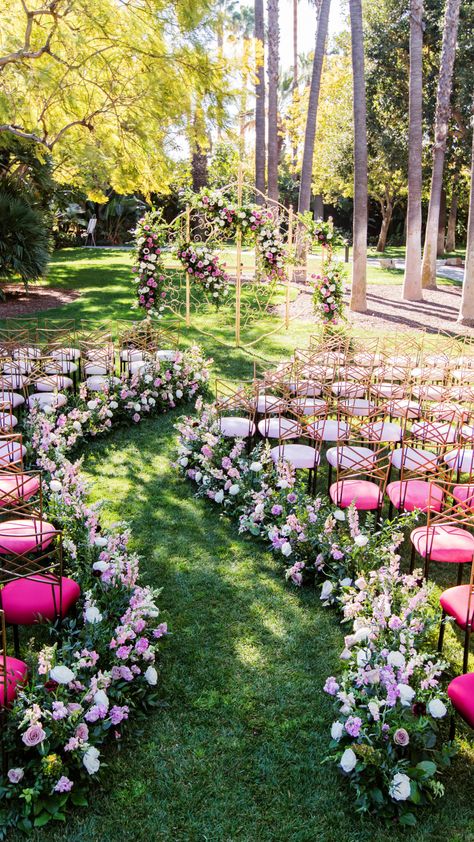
[410, 483, 474, 582]
[448, 673, 474, 737]
[329, 442, 391, 518]
[438, 558, 474, 673]
[0, 610, 27, 709]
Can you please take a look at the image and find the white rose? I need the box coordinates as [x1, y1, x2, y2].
[194, 471, 202, 483]
[397, 683, 416, 706]
[49, 479, 62, 493]
[214, 490, 224, 504]
[340, 748, 357, 773]
[83, 746, 100, 775]
[281, 541, 292, 557]
[389, 772, 411, 802]
[85, 606, 103, 624]
[50, 665, 75, 685]
[72, 421, 82, 432]
[144, 665, 158, 685]
[331, 721, 344, 741]
[109, 401, 118, 410]
[94, 536, 108, 548]
[94, 689, 109, 709]
[179, 457, 189, 468]
[87, 400, 98, 410]
[93, 560, 109, 573]
[176, 389, 183, 399]
[320, 580, 333, 601]
[368, 701, 380, 720]
[333, 509, 346, 521]
[387, 651, 405, 669]
[229, 484, 240, 496]
[250, 461, 262, 472]
[354, 534, 369, 547]
[356, 647, 372, 668]
[281, 525, 291, 537]
[428, 698, 447, 719]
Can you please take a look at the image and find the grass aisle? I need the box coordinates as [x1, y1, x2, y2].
[17, 410, 474, 842]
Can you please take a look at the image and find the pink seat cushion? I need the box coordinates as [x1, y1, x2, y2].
[0, 519, 56, 555]
[2, 574, 80, 625]
[329, 479, 383, 510]
[410, 524, 474, 563]
[360, 421, 402, 442]
[386, 479, 444, 513]
[440, 585, 474, 628]
[453, 484, 474, 511]
[0, 475, 41, 507]
[257, 417, 301, 439]
[0, 441, 26, 467]
[0, 656, 28, 706]
[390, 446, 438, 472]
[218, 417, 255, 438]
[306, 419, 350, 441]
[448, 673, 474, 729]
[326, 445, 376, 470]
[270, 444, 320, 469]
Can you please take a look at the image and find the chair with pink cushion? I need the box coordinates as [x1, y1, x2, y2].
[0, 434, 26, 472]
[0, 471, 42, 517]
[215, 380, 257, 442]
[438, 557, 474, 673]
[329, 442, 391, 518]
[270, 414, 322, 493]
[447, 672, 474, 737]
[0, 610, 27, 709]
[409, 482, 474, 582]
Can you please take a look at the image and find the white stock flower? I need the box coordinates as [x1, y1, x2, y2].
[49, 480, 62, 493]
[331, 721, 344, 741]
[250, 461, 263, 472]
[340, 748, 357, 773]
[320, 580, 333, 601]
[356, 648, 372, 668]
[87, 400, 98, 411]
[354, 534, 369, 547]
[72, 421, 82, 432]
[85, 606, 103, 624]
[387, 651, 405, 669]
[389, 772, 411, 802]
[94, 689, 109, 709]
[50, 665, 74, 685]
[281, 541, 292, 557]
[109, 400, 118, 410]
[214, 490, 224, 504]
[144, 665, 158, 685]
[83, 746, 101, 775]
[428, 698, 447, 719]
[229, 484, 240, 496]
[179, 457, 189, 468]
[94, 536, 108, 548]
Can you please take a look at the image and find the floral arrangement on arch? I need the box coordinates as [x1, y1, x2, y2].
[0, 347, 211, 834]
[176, 242, 230, 308]
[311, 261, 346, 326]
[188, 188, 288, 283]
[298, 211, 338, 251]
[173, 402, 455, 823]
[131, 209, 168, 317]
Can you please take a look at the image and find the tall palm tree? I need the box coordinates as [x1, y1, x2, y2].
[402, 0, 424, 302]
[349, 0, 368, 313]
[458, 100, 474, 325]
[297, 0, 329, 216]
[254, 0, 266, 203]
[421, 0, 461, 290]
[267, 0, 280, 202]
[291, 0, 299, 169]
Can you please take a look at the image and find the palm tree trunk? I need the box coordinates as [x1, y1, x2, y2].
[254, 0, 266, 203]
[437, 187, 447, 255]
[291, 0, 298, 169]
[402, 0, 424, 302]
[267, 0, 280, 203]
[458, 103, 474, 325]
[349, 0, 368, 312]
[446, 181, 458, 252]
[421, 0, 461, 289]
[297, 0, 330, 215]
[376, 199, 393, 253]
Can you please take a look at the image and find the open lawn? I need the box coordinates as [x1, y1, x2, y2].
[6, 249, 474, 842]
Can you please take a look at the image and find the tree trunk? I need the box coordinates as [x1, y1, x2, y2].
[376, 200, 393, 252]
[402, 0, 424, 302]
[446, 187, 458, 252]
[437, 186, 446, 256]
[349, 0, 368, 312]
[297, 0, 330, 215]
[313, 194, 324, 220]
[267, 0, 280, 203]
[254, 0, 266, 203]
[458, 104, 474, 324]
[291, 0, 298, 169]
[421, 0, 461, 289]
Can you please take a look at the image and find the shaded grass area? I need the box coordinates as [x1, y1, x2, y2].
[5, 249, 474, 840]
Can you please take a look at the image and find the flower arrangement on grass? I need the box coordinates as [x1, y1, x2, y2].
[174, 402, 453, 823]
[0, 347, 211, 834]
[176, 243, 230, 307]
[131, 210, 168, 317]
[311, 261, 346, 326]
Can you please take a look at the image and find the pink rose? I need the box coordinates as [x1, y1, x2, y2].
[22, 724, 46, 747]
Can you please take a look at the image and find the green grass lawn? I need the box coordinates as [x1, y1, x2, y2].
[5, 249, 474, 841]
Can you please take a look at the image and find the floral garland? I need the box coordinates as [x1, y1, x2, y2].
[173, 403, 455, 823]
[176, 243, 230, 308]
[188, 188, 288, 282]
[131, 210, 168, 317]
[298, 211, 338, 250]
[311, 261, 346, 326]
[0, 347, 211, 835]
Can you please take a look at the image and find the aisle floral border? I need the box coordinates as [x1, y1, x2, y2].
[173, 402, 456, 826]
[0, 346, 211, 835]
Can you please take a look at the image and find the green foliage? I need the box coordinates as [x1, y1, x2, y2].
[0, 184, 50, 292]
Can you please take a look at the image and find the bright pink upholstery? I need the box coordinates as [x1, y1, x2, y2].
[219, 417, 256, 438]
[0, 656, 28, 706]
[270, 444, 320, 469]
[440, 585, 474, 628]
[0, 519, 56, 555]
[329, 479, 383, 510]
[386, 479, 444, 513]
[448, 673, 474, 729]
[1, 574, 80, 625]
[453, 484, 474, 511]
[410, 524, 474, 563]
[0, 475, 40, 506]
